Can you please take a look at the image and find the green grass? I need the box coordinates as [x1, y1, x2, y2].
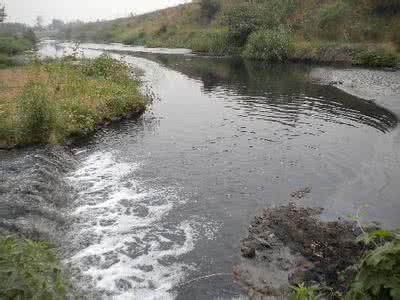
[243, 29, 292, 61]
[60, 0, 400, 67]
[0, 236, 66, 299]
[0, 54, 146, 146]
[0, 36, 34, 56]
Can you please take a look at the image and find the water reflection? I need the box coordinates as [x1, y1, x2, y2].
[138, 53, 398, 133]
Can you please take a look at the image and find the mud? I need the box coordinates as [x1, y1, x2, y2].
[310, 67, 400, 114]
[236, 204, 365, 299]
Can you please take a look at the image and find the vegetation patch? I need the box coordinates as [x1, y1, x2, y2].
[0, 236, 66, 299]
[0, 23, 36, 69]
[57, 0, 400, 67]
[243, 29, 291, 62]
[0, 54, 146, 146]
[236, 204, 400, 299]
[352, 48, 400, 67]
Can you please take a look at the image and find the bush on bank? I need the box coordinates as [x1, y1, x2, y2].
[0, 54, 16, 68]
[0, 236, 66, 299]
[0, 54, 146, 146]
[243, 29, 291, 62]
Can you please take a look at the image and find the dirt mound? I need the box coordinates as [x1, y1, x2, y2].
[235, 204, 365, 299]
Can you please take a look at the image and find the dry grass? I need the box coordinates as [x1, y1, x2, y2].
[0, 56, 146, 146]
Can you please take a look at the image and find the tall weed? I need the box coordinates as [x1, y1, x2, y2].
[15, 80, 54, 144]
[243, 29, 292, 61]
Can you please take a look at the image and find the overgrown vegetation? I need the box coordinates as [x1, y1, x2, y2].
[290, 283, 319, 300]
[0, 236, 66, 299]
[243, 29, 291, 61]
[57, 0, 400, 66]
[290, 222, 400, 299]
[0, 23, 36, 68]
[0, 54, 146, 146]
[346, 229, 400, 299]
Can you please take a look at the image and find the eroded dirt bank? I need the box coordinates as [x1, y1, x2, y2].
[235, 204, 365, 299]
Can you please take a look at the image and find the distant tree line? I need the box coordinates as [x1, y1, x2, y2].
[0, 4, 6, 23]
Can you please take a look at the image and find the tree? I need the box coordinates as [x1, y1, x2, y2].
[36, 16, 44, 29]
[50, 19, 64, 30]
[0, 4, 6, 23]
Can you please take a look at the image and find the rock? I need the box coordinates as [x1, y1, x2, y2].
[241, 246, 256, 258]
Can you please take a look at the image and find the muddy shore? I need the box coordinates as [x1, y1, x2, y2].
[235, 204, 365, 299]
[311, 67, 400, 114]
[236, 66, 400, 299]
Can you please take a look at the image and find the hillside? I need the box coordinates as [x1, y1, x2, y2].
[61, 0, 400, 66]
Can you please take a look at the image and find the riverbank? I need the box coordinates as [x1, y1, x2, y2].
[235, 204, 400, 299]
[236, 204, 364, 298]
[0, 54, 146, 148]
[58, 0, 400, 67]
[311, 67, 400, 113]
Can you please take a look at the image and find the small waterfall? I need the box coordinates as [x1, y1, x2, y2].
[63, 150, 196, 299]
[0, 145, 76, 242]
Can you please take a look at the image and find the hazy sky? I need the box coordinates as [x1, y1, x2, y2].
[2, 0, 190, 25]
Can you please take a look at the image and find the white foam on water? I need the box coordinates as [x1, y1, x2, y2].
[66, 151, 196, 299]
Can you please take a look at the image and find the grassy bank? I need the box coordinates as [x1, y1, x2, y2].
[0, 54, 146, 147]
[60, 0, 400, 67]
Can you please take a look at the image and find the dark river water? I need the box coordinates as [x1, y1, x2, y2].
[1, 41, 399, 299]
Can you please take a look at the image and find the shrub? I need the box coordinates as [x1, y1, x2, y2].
[316, 2, 351, 40]
[199, 0, 220, 22]
[0, 236, 66, 299]
[243, 29, 292, 61]
[79, 54, 129, 81]
[346, 235, 400, 299]
[223, 3, 267, 46]
[0, 36, 33, 55]
[363, 0, 400, 14]
[156, 24, 168, 36]
[122, 31, 148, 45]
[190, 31, 239, 55]
[0, 54, 15, 68]
[15, 80, 55, 144]
[353, 48, 399, 67]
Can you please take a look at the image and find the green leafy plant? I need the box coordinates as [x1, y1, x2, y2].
[0, 236, 66, 299]
[290, 283, 320, 300]
[243, 29, 292, 61]
[355, 229, 395, 247]
[346, 234, 400, 300]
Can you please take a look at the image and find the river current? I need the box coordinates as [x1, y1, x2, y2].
[1, 40, 399, 299]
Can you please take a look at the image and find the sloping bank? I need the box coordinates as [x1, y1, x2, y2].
[0, 55, 146, 298]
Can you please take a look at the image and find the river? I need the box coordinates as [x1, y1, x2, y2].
[1, 40, 399, 299]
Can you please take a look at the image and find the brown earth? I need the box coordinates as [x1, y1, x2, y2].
[235, 203, 366, 299]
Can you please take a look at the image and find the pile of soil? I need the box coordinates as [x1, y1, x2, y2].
[235, 203, 365, 299]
